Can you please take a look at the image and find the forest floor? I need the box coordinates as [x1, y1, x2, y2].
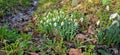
[0, 0, 120, 55]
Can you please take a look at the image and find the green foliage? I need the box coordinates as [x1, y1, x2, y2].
[4, 39, 30, 55]
[98, 49, 111, 55]
[0, 0, 31, 17]
[0, 26, 31, 55]
[0, 26, 19, 42]
[40, 36, 66, 55]
[98, 24, 120, 46]
[39, 0, 56, 3]
[38, 10, 79, 41]
[83, 45, 97, 55]
[101, 0, 111, 5]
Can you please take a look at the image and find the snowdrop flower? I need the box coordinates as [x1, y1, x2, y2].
[96, 20, 100, 26]
[53, 18, 56, 21]
[44, 17, 47, 20]
[111, 20, 119, 27]
[53, 22, 57, 27]
[71, 15, 73, 17]
[109, 13, 119, 20]
[65, 18, 67, 20]
[118, 15, 120, 21]
[61, 22, 64, 26]
[43, 22, 46, 25]
[74, 22, 78, 26]
[46, 20, 49, 23]
[40, 20, 43, 23]
[74, 19, 77, 22]
[49, 22, 52, 25]
[105, 5, 109, 11]
[80, 17, 84, 22]
[58, 16, 60, 19]
[60, 11, 64, 14]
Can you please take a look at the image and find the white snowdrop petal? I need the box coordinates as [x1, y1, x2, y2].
[40, 20, 43, 23]
[53, 22, 57, 27]
[46, 20, 49, 23]
[44, 17, 47, 20]
[53, 18, 56, 21]
[111, 20, 119, 27]
[61, 22, 64, 26]
[118, 15, 120, 21]
[96, 20, 100, 26]
[109, 13, 118, 20]
[49, 23, 52, 25]
[74, 22, 78, 26]
[65, 18, 67, 20]
[105, 5, 109, 11]
[71, 15, 73, 17]
[80, 17, 84, 22]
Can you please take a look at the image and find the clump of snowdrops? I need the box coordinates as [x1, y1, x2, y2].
[38, 10, 79, 41]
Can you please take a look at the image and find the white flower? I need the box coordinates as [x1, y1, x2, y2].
[65, 18, 67, 20]
[44, 17, 47, 20]
[49, 23, 52, 25]
[71, 15, 73, 17]
[74, 19, 77, 22]
[60, 11, 64, 14]
[109, 13, 119, 20]
[105, 5, 109, 11]
[40, 20, 43, 23]
[118, 15, 120, 21]
[96, 20, 100, 26]
[53, 22, 57, 27]
[80, 17, 84, 22]
[61, 22, 64, 26]
[46, 20, 49, 23]
[74, 22, 78, 26]
[111, 20, 119, 27]
[53, 18, 56, 21]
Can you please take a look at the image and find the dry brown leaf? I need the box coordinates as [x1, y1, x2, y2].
[31, 15, 37, 21]
[60, 0, 70, 5]
[75, 34, 87, 42]
[28, 52, 39, 55]
[69, 48, 83, 55]
[91, 39, 97, 44]
[23, 26, 31, 32]
[94, 0, 100, 4]
[88, 26, 96, 35]
[87, 0, 93, 3]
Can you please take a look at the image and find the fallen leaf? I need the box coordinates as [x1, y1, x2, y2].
[88, 0, 93, 3]
[90, 15, 99, 24]
[91, 39, 97, 44]
[88, 26, 96, 35]
[69, 48, 83, 55]
[28, 52, 39, 55]
[65, 42, 75, 48]
[75, 34, 87, 42]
